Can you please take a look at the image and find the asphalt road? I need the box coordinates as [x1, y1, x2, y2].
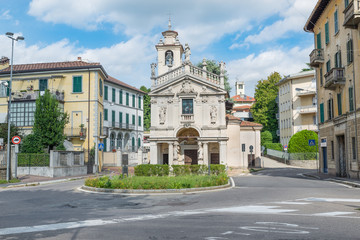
[0, 167, 359, 240]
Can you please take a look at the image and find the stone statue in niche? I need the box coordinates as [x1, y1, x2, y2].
[210, 106, 217, 124]
[197, 142, 203, 160]
[165, 51, 173, 66]
[159, 107, 167, 124]
[150, 63, 157, 78]
[184, 43, 191, 63]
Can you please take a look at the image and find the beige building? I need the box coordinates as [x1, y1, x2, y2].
[149, 23, 262, 168]
[276, 71, 317, 146]
[305, 0, 360, 178]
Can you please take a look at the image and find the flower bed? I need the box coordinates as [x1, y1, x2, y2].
[85, 173, 228, 190]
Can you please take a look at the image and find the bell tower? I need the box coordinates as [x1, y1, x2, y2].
[155, 19, 184, 76]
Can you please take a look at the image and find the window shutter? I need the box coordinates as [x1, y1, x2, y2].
[104, 109, 108, 121]
[119, 90, 123, 104]
[334, 10, 338, 33]
[317, 32, 322, 48]
[337, 93, 342, 115]
[104, 86, 108, 100]
[325, 22, 329, 44]
[349, 87, 354, 111]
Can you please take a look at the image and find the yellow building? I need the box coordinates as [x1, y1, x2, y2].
[0, 57, 108, 172]
[305, 0, 360, 178]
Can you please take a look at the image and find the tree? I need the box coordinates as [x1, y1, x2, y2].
[33, 90, 69, 151]
[21, 133, 44, 153]
[140, 86, 151, 131]
[196, 60, 231, 94]
[251, 72, 281, 141]
[0, 123, 22, 145]
[288, 130, 318, 153]
[261, 130, 273, 146]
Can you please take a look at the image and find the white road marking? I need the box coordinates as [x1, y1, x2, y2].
[208, 205, 298, 214]
[274, 201, 310, 205]
[255, 222, 319, 230]
[221, 231, 250, 236]
[300, 197, 360, 203]
[240, 226, 310, 234]
[312, 212, 356, 216]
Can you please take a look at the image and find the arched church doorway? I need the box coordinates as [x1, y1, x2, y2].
[176, 128, 200, 165]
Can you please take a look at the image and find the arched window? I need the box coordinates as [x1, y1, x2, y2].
[117, 133, 122, 150]
[110, 132, 115, 151]
[138, 137, 141, 149]
[165, 50, 173, 66]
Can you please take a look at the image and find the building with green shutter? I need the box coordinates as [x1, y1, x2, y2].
[305, 0, 360, 179]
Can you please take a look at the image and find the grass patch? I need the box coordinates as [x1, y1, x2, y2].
[0, 179, 21, 184]
[85, 174, 229, 190]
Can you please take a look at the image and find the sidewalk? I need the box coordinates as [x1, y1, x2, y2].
[302, 172, 360, 188]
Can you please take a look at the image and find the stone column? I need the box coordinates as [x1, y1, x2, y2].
[220, 141, 227, 165]
[198, 142, 204, 165]
[173, 141, 179, 165]
[168, 142, 174, 166]
[203, 142, 209, 166]
[150, 142, 158, 164]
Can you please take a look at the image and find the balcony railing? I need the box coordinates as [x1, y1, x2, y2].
[297, 105, 317, 114]
[309, 49, 324, 67]
[180, 114, 194, 122]
[296, 90, 316, 97]
[64, 127, 86, 140]
[344, 0, 360, 28]
[296, 124, 318, 132]
[108, 122, 135, 130]
[11, 90, 65, 101]
[324, 68, 346, 90]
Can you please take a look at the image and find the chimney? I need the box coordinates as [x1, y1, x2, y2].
[0, 57, 10, 70]
[77, 57, 82, 61]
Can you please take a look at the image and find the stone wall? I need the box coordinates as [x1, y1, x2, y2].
[0, 167, 6, 180]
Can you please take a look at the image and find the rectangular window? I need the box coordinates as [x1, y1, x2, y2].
[104, 109, 108, 121]
[100, 112, 102, 135]
[335, 51, 342, 68]
[334, 10, 339, 34]
[345, 0, 349, 8]
[119, 112, 123, 124]
[138, 96, 141, 109]
[325, 22, 329, 44]
[119, 90, 123, 104]
[138, 116, 141, 126]
[39, 79, 48, 91]
[331, 141, 334, 159]
[10, 101, 36, 127]
[73, 76, 82, 93]
[126, 113, 129, 124]
[349, 86, 354, 111]
[99, 79, 103, 97]
[347, 39, 353, 64]
[182, 99, 193, 114]
[112, 88, 115, 102]
[328, 98, 333, 120]
[126, 93, 129, 106]
[104, 86, 108, 100]
[320, 68, 323, 86]
[132, 94, 135, 107]
[326, 60, 331, 73]
[132, 114, 135, 125]
[317, 32, 322, 49]
[352, 137, 356, 160]
[112, 110, 115, 125]
[337, 93, 342, 115]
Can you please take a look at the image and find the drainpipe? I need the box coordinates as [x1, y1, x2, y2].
[351, 29, 359, 177]
[88, 69, 91, 169]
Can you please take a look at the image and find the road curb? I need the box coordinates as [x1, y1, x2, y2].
[80, 179, 233, 194]
[302, 173, 360, 188]
[2, 176, 88, 189]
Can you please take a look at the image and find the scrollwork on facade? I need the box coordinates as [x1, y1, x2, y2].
[179, 80, 196, 94]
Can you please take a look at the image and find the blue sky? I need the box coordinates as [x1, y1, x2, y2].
[0, 0, 317, 97]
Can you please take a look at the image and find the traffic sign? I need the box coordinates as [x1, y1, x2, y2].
[284, 144, 288, 150]
[11, 136, 21, 145]
[308, 139, 316, 146]
[249, 145, 254, 153]
[98, 143, 104, 151]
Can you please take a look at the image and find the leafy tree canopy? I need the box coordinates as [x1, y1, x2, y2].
[0, 123, 22, 145]
[251, 72, 281, 141]
[196, 59, 231, 94]
[140, 86, 151, 131]
[261, 130, 273, 146]
[288, 130, 318, 153]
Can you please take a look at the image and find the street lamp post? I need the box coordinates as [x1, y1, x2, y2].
[5, 32, 24, 181]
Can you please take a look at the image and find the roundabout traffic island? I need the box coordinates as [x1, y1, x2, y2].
[81, 164, 232, 194]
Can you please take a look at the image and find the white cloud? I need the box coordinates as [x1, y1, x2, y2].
[227, 45, 313, 97]
[28, 0, 291, 49]
[0, 10, 12, 20]
[244, 0, 316, 44]
[0, 34, 156, 89]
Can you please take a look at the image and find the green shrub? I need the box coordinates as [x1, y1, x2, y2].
[21, 133, 44, 153]
[261, 130, 273, 146]
[134, 164, 169, 176]
[18, 153, 50, 166]
[264, 143, 283, 151]
[84, 173, 229, 189]
[288, 130, 318, 153]
[172, 164, 225, 176]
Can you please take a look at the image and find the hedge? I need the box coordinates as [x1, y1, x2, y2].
[134, 164, 169, 176]
[17, 153, 50, 167]
[264, 143, 283, 151]
[288, 130, 318, 153]
[172, 164, 225, 176]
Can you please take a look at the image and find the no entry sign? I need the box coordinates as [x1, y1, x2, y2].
[11, 136, 21, 145]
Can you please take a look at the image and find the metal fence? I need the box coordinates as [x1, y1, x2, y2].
[267, 149, 319, 161]
[17, 153, 50, 167]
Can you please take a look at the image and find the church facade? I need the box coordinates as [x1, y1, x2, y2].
[149, 23, 262, 167]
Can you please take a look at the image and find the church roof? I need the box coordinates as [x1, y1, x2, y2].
[240, 121, 262, 127]
[233, 105, 252, 111]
